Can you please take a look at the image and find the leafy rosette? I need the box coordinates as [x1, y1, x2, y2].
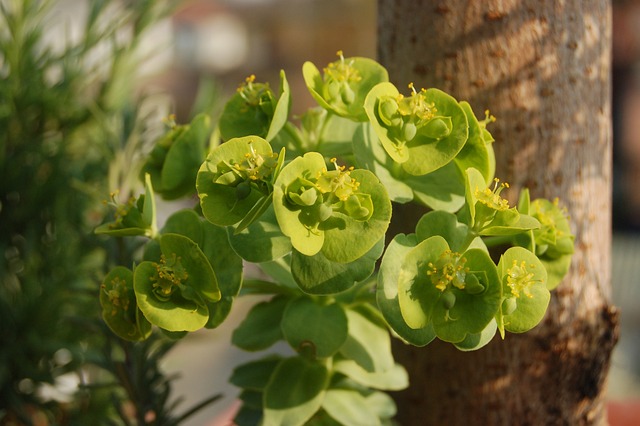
[496, 246, 550, 337]
[197, 136, 283, 230]
[141, 113, 210, 200]
[95, 173, 157, 237]
[516, 190, 575, 289]
[303, 51, 388, 122]
[461, 167, 540, 236]
[100, 266, 151, 341]
[134, 233, 221, 332]
[273, 152, 392, 264]
[364, 82, 469, 176]
[219, 71, 291, 142]
[393, 235, 502, 343]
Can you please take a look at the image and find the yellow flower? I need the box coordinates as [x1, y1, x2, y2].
[506, 260, 536, 298]
[475, 178, 510, 211]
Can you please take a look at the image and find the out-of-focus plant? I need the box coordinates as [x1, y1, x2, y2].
[0, 0, 222, 424]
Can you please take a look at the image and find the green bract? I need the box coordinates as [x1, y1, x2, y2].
[141, 113, 211, 200]
[517, 190, 575, 289]
[454, 103, 496, 184]
[197, 136, 281, 228]
[496, 246, 550, 336]
[303, 51, 388, 122]
[395, 236, 501, 343]
[147, 209, 244, 329]
[462, 167, 540, 235]
[219, 71, 291, 142]
[95, 173, 157, 237]
[353, 121, 467, 211]
[134, 233, 220, 332]
[99, 266, 151, 342]
[364, 82, 469, 176]
[273, 152, 391, 262]
[377, 234, 436, 346]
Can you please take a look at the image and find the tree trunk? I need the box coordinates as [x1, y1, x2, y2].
[377, 1, 619, 424]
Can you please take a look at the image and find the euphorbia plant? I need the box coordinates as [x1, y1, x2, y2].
[97, 51, 574, 425]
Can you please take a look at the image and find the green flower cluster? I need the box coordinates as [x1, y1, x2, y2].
[96, 52, 575, 425]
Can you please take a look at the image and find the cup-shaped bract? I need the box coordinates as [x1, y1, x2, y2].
[273, 153, 391, 263]
[516, 190, 575, 290]
[303, 51, 388, 122]
[364, 82, 469, 176]
[197, 136, 280, 227]
[141, 113, 211, 200]
[496, 246, 550, 336]
[454, 102, 496, 185]
[396, 236, 501, 343]
[134, 233, 220, 332]
[95, 173, 157, 237]
[100, 266, 151, 341]
[145, 208, 244, 329]
[219, 71, 291, 142]
[462, 167, 540, 235]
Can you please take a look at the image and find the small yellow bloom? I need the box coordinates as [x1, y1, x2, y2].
[506, 260, 536, 298]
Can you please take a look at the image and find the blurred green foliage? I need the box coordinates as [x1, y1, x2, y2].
[0, 0, 202, 423]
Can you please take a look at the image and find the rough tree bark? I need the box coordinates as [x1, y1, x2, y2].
[378, 1, 619, 424]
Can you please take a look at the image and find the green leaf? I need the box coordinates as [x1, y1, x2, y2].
[100, 266, 151, 341]
[230, 355, 284, 391]
[281, 297, 348, 358]
[339, 307, 394, 372]
[263, 356, 330, 426]
[160, 114, 210, 196]
[376, 234, 436, 346]
[200, 220, 243, 328]
[231, 296, 289, 351]
[291, 238, 383, 295]
[315, 112, 361, 157]
[321, 389, 381, 426]
[266, 69, 292, 142]
[480, 212, 541, 236]
[405, 162, 466, 212]
[497, 247, 550, 335]
[415, 211, 479, 253]
[142, 173, 158, 234]
[257, 255, 299, 290]
[332, 359, 409, 391]
[352, 122, 414, 203]
[227, 204, 292, 263]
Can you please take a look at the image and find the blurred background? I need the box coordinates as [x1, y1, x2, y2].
[2, 0, 640, 424]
